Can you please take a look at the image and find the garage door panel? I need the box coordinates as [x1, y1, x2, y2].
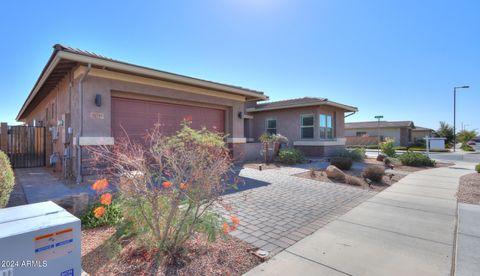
[112, 97, 225, 142]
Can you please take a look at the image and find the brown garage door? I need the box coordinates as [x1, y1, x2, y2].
[112, 97, 225, 141]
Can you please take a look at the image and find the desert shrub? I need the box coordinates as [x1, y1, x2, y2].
[362, 166, 385, 182]
[81, 197, 122, 229]
[278, 148, 306, 164]
[380, 138, 397, 157]
[384, 157, 401, 167]
[0, 150, 15, 208]
[476, 164, 480, 173]
[87, 121, 238, 260]
[398, 151, 435, 167]
[461, 143, 475, 152]
[330, 157, 353, 170]
[334, 148, 365, 162]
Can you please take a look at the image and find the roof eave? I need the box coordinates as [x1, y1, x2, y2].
[58, 51, 267, 100]
[16, 52, 62, 121]
[247, 101, 358, 113]
[17, 48, 268, 120]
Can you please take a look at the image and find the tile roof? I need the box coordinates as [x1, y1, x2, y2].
[345, 121, 415, 129]
[255, 97, 328, 109]
[248, 96, 357, 112]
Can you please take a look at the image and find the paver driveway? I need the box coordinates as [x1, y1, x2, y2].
[220, 165, 375, 255]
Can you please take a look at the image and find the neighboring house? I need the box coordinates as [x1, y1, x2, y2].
[345, 121, 415, 147]
[245, 98, 357, 156]
[411, 126, 434, 142]
[16, 44, 357, 181]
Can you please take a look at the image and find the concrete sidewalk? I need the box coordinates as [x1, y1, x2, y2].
[246, 163, 474, 276]
[455, 203, 480, 276]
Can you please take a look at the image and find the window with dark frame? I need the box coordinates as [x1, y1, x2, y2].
[356, 131, 367, 137]
[319, 114, 333, 139]
[265, 118, 277, 135]
[301, 114, 314, 139]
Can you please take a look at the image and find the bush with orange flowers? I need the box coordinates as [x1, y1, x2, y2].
[86, 120, 240, 260]
[81, 179, 122, 229]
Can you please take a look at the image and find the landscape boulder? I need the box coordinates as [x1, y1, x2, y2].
[325, 165, 346, 181]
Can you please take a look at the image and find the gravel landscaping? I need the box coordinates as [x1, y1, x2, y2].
[457, 173, 480, 205]
[81, 227, 262, 276]
[294, 169, 403, 192]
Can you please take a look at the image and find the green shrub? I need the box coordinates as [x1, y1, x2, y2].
[398, 151, 435, 167]
[330, 157, 353, 170]
[0, 150, 15, 208]
[476, 164, 480, 173]
[278, 148, 306, 164]
[380, 138, 397, 157]
[334, 148, 365, 162]
[362, 166, 385, 182]
[347, 144, 379, 149]
[81, 199, 122, 229]
[384, 157, 401, 167]
[461, 143, 475, 152]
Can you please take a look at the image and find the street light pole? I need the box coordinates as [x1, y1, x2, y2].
[453, 86, 470, 152]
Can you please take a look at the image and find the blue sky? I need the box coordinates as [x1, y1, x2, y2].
[0, 0, 478, 131]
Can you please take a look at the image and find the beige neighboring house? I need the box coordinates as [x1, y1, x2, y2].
[16, 44, 357, 181]
[411, 126, 434, 142]
[345, 121, 415, 147]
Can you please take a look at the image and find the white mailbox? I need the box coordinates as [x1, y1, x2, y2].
[0, 201, 81, 276]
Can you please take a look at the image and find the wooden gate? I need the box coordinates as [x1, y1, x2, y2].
[7, 126, 46, 168]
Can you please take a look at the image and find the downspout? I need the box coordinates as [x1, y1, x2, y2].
[76, 64, 91, 184]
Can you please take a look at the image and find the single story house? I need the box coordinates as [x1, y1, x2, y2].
[345, 121, 415, 147]
[16, 44, 357, 181]
[411, 126, 434, 142]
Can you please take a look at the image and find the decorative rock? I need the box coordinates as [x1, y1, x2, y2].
[325, 165, 346, 181]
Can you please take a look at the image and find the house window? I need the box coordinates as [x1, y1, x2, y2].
[356, 131, 367, 137]
[265, 118, 277, 135]
[319, 114, 333, 139]
[301, 114, 314, 139]
[45, 108, 49, 122]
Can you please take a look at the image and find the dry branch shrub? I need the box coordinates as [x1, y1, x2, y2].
[88, 121, 237, 260]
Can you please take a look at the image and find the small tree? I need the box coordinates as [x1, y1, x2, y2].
[88, 121, 239, 263]
[259, 133, 274, 164]
[457, 130, 478, 144]
[435, 121, 454, 147]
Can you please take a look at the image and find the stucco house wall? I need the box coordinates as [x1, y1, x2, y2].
[248, 105, 346, 156]
[23, 72, 75, 171]
[249, 106, 344, 143]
